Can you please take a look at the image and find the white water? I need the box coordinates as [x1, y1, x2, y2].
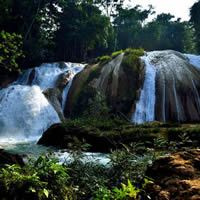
[0, 62, 85, 147]
[185, 54, 200, 69]
[61, 63, 85, 110]
[0, 85, 60, 146]
[132, 55, 156, 124]
[18, 62, 85, 91]
[172, 74, 180, 121]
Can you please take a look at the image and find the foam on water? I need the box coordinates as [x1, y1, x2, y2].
[0, 85, 60, 145]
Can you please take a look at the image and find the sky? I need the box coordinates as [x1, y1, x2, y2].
[125, 0, 198, 21]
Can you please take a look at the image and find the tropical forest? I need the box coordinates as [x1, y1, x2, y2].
[0, 0, 200, 199]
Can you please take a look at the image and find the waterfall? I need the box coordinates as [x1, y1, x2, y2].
[185, 54, 200, 69]
[0, 85, 60, 145]
[172, 75, 180, 121]
[62, 80, 73, 110]
[61, 63, 85, 110]
[132, 55, 156, 124]
[17, 68, 33, 85]
[0, 62, 85, 145]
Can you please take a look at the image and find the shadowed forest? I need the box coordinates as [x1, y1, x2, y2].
[1, 0, 200, 74]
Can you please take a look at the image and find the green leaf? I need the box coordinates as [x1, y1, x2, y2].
[43, 188, 49, 198]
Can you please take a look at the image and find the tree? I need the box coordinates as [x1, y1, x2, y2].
[113, 5, 153, 50]
[55, 1, 114, 61]
[94, 0, 125, 17]
[0, 31, 24, 74]
[190, 0, 200, 52]
[141, 13, 196, 52]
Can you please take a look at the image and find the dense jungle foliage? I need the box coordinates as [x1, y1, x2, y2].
[0, 0, 200, 74]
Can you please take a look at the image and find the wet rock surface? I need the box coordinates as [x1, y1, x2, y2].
[65, 53, 145, 118]
[146, 149, 200, 200]
[0, 149, 24, 166]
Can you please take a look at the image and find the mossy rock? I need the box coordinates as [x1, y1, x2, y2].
[65, 48, 145, 119]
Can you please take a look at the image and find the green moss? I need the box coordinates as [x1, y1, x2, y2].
[124, 48, 144, 56]
[97, 55, 112, 64]
[86, 65, 102, 84]
[111, 50, 123, 58]
[122, 48, 144, 71]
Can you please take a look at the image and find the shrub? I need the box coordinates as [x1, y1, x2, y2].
[94, 179, 152, 200]
[0, 31, 24, 73]
[0, 156, 75, 200]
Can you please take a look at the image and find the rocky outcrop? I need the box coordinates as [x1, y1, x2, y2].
[65, 50, 200, 123]
[43, 88, 65, 121]
[0, 73, 18, 89]
[38, 122, 164, 152]
[153, 50, 200, 122]
[37, 121, 200, 153]
[0, 149, 24, 166]
[64, 52, 145, 118]
[145, 149, 200, 200]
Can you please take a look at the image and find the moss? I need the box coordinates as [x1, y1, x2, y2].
[124, 48, 144, 56]
[97, 55, 112, 64]
[86, 64, 102, 84]
[70, 48, 145, 118]
[122, 48, 144, 71]
[111, 50, 123, 58]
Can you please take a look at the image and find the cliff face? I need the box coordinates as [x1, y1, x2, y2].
[152, 50, 200, 122]
[3, 50, 200, 124]
[64, 52, 145, 118]
[65, 50, 200, 123]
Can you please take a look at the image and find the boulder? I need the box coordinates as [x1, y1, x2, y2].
[37, 123, 117, 152]
[145, 149, 200, 200]
[0, 149, 24, 166]
[64, 52, 145, 118]
[38, 121, 168, 153]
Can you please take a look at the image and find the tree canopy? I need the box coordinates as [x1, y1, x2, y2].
[0, 0, 199, 73]
[190, 0, 200, 52]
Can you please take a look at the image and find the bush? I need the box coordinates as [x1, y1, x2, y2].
[0, 31, 24, 73]
[0, 156, 75, 200]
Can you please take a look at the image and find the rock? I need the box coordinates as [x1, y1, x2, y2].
[64, 52, 145, 118]
[37, 123, 117, 152]
[0, 74, 18, 89]
[65, 50, 200, 122]
[0, 149, 24, 166]
[145, 149, 200, 200]
[37, 121, 165, 153]
[43, 88, 65, 121]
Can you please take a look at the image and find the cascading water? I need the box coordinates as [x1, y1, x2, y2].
[185, 54, 200, 69]
[132, 55, 156, 124]
[0, 85, 60, 145]
[132, 50, 200, 123]
[0, 62, 85, 146]
[61, 63, 85, 110]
